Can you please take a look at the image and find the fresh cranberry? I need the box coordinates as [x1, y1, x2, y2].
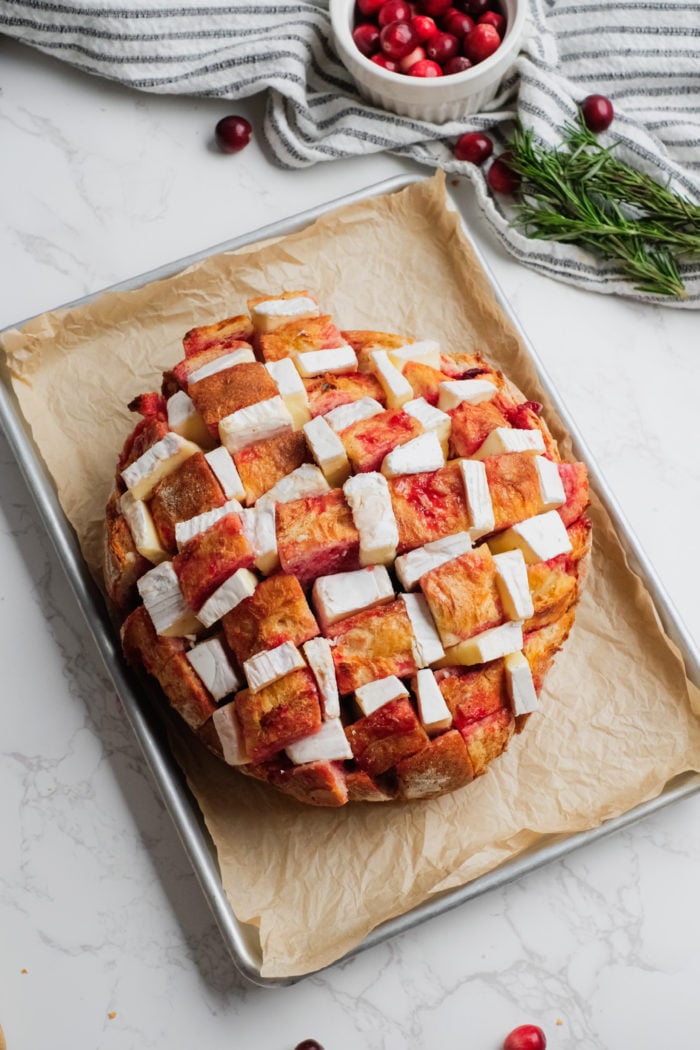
[420, 0, 452, 16]
[487, 152, 521, 194]
[454, 130, 493, 163]
[478, 10, 506, 35]
[464, 21, 501, 61]
[357, 0, 385, 14]
[412, 13, 438, 40]
[378, 0, 411, 26]
[352, 23, 381, 56]
[370, 52, 401, 70]
[380, 18, 421, 57]
[459, 0, 490, 15]
[410, 58, 443, 76]
[426, 30, 459, 62]
[214, 115, 252, 154]
[442, 8, 475, 37]
[503, 1024, 547, 1050]
[294, 1042, 325, 1050]
[581, 93, 614, 132]
[399, 45, 426, 70]
[444, 55, 473, 73]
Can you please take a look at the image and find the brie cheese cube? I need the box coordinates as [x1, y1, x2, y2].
[401, 592, 445, 668]
[381, 431, 445, 478]
[256, 464, 330, 511]
[394, 532, 472, 591]
[488, 510, 572, 565]
[186, 636, 240, 701]
[343, 471, 399, 567]
[238, 505, 279, 575]
[505, 650, 539, 715]
[389, 339, 441, 372]
[218, 396, 294, 455]
[355, 675, 409, 716]
[370, 350, 414, 409]
[303, 414, 350, 488]
[187, 346, 255, 385]
[437, 379, 498, 412]
[204, 446, 246, 502]
[166, 390, 213, 448]
[414, 668, 452, 734]
[535, 455, 566, 510]
[323, 397, 384, 433]
[137, 561, 201, 637]
[196, 567, 258, 629]
[121, 432, 200, 501]
[243, 641, 306, 693]
[493, 549, 535, 621]
[119, 491, 168, 564]
[251, 294, 319, 332]
[294, 344, 358, 378]
[435, 621, 524, 668]
[303, 637, 340, 719]
[212, 703, 248, 766]
[265, 357, 311, 429]
[459, 459, 495, 540]
[312, 565, 394, 630]
[286, 718, 353, 765]
[175, 500, 242, 549]
[402, 397, 451, 455]
[472, 427, 546, 460]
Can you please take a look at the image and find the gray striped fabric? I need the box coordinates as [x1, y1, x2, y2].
[3, 0, 699, 305]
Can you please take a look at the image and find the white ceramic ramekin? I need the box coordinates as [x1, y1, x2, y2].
[330, 0, 525, 123]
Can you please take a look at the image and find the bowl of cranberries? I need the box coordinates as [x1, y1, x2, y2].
[330, 0, 526, 122]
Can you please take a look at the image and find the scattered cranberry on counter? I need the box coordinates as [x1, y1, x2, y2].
[581, 93, 615, 132]
[454, 130, 494, 164]
[487, 151, 521, 194]
[214, 115, 252, 154]
[294, 1041, 325, 1050]
[503, 1024, 547, 1050]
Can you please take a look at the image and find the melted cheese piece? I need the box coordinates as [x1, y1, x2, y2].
[381, 431, 445, 478]
[303, 637, 340, 719]
[237, 505, 279, 576]
[323, 397, 383, 433]
[196, 567, 258, 629]
[389, 339, 441, 372]
[492, 549, 535, 621]
[218, 396, 294, 455]
[487, 510, 572, 565]
[286, 718, 353, 764]
[186, 635, 240, 701]
[303, 414, 350, 488]
[166, 390, 213, 448]
[459, 458, 495, 540]
[187, 346, 255, 385]
[256, 464, 330, 511]
[355, 676, 409, 716]
[472, 427, 546, 460]
[204, 446, 246, 501]
[251, 294, 320, 332]
[535, 455, 566, 510]
[435, 621, 524, 667]
[121, 432, 201, 501]
[137, 561, 202, 637]
[119, 491, 169, 564]
[343, 471, 399, 566]
[294, 345, 358, 378]
[243, 641, 306, 693]
[401, 592, 445, 667]
[437, 379, 498, 412]
[265, 357, 311, 429]
[370, 349, 414, 409]
[394, 532, 472, 592]
[212, 703, 248, 765]
[312, 565, 394, 629]
[414, 668, 452, 734]
[505, 650, 539, 715]
[402, 397, 451, 455]
[174, 500, 243, 550]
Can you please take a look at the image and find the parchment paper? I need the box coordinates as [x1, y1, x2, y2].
[3, 173, 700, 979]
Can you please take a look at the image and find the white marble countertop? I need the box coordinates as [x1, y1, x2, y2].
[1, 33, 699, 1050]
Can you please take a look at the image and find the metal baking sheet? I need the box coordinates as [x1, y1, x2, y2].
[2, 173, 699, 988]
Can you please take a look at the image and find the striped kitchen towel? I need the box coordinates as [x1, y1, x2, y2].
[2, 0, 699, 305]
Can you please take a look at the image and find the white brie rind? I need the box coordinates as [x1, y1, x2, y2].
[218, 396, 294, 455]
[402, 397, 451, 455]
[303, 414, 350, 488]
[435, 621, 524, 668]
[196, 567, 258, 629]
[414, 668, 453, 734]
[323, 396, 384, 433]
[487, 510, 572, 565]
[312, 565, 394, 630]
[186, 635, 240, 701]
[137, 561, 202, 637]
[264, 357, 311, 429]
[535, 454, 566, 510]
[459, 458, 495, 540]
[166, 390, 213, 448]
[121, 432, 201, 501]
[187, 346, 256, 385]
[119, 491, 168, 564]
[388, 339, 441, 372]
[303, 637, 340, 719]
[381, 431, 445, 478]
[175, 500, 242, 550]
[492, 549, 535, 621]
[204, 446, 246, 502]
[256, 464, 331, 511]
[437, 379, 498, 412]
[286, 718, 353, 765]
[401, 592, 445, 668]
[238, 505, 279, 575]
[294, 344, 358, 378]
[370, 349, 414, 409]
[355, 675, 409, 717]
[243, 641, 306, 693]
[472, 427, 546, 460]
[394, 531, 472, 591]
[250, 294, 320, 332]
[212, 703, 248, 766]
[505, 651, 539, 715]
[343, 471, 399, 567]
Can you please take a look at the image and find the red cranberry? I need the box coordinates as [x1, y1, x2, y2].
[411, 14, 438, 40]
[460, 0, 490, 15]
[454, 130, 493, 164]
[357, 0, 384, 14]
[352, 23, 380, 56]
[487, 152, 521, 194]
[370, 52, 401, 70]
[378, 0, 411, 26]
[214, 115, 252, 154]
[581, 93, 614, 132]
[442, 8, 475, 37]
[420, 0, 452, 16]
[464, 21, 501, 62]
[380, 19, 420, 57]
[410, 58, 443, 76]
[478, 10, 506, 35]
[426, 30, 459, 62]
[399, 45, 426, 70]
[294, 1042, 325, 1050]
[503, 1024, 547, 1050]
[444, 55, 473, 73]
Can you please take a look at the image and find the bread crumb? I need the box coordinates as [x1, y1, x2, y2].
[451, 179, 460, 187]
[21, 968, 28, 974]
[556, 1019, 563, 1026]
[108, 1012, 117, 1020]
